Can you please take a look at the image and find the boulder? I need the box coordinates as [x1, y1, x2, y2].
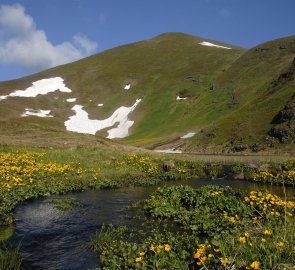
[162, 160, 175, 172]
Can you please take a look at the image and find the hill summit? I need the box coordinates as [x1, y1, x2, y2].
[0, 32, 294, 154]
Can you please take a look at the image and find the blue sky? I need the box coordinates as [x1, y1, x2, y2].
[0, 0, 294, 81]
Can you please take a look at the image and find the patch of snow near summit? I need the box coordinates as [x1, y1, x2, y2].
[21, 109, 53, 118]
[124, 84, 131, 90]
[67, 98, 77, 102]
[199, 41, 231, 50]
[64, 99, 142, 139]
[98, 104, 104, 107]
[0, 77, 71, 101]
[155, 149, 183, 154]
[176, 96, 188, 100]
[180, 132, 196, 139]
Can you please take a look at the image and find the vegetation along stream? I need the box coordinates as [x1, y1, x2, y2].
[4, 178, 295, 270]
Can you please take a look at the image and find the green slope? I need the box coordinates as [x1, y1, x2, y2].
[184, 35, 295, 153]
[0, 32, 294, 153]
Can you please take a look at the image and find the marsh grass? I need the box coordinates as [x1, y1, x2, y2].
[92, 185, 295, 269]
[0, 242, 22, 270]
[43, 197, 81, 211]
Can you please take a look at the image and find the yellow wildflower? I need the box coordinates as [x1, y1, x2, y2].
[250, 261, 260, 269]
[135, 257, 142, 263]
[239, 236, 247, 244]
[164, 244, 171, 252]
[200, 256, 207, 263]
[277, 242, 285, 248]
[150, 244, 155, 252]
[264, 229, 272, 236]
[156, 245, 163, 254]
[220, 257, 229, 266]
[194, 252, 201, 259]
[229, 217, 236, 223]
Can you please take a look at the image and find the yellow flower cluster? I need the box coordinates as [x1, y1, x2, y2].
[134, 251, 146, 263]
[251, 170, 295, 183]
[251, 171, 274, 181]
[126, 153, 158, 174]
[244, 191, 295, 218]
[193, 243, 221, 267]
[0, 151, 78, 192]
[134, 244, 171, 264]
[223, 211, 240, 223]
[239, 232, 251, 245]
[150, 243, 171, 254]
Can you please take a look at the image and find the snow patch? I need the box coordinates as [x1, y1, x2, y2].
[155, 149, 182, 154]
[21, 109, 53, 118]
[0, 77, 71, 101]
[124, 84, 131, 90]
[176, 96, 188, 100]
[180, 132, 196, 139]
[199, 41, 231, 50]
[67, 98, 77, 102]
[98, 104, 104, 107]
[64, 99, 142, 139]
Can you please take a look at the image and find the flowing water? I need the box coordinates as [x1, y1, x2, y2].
[6, 178, 295, 270]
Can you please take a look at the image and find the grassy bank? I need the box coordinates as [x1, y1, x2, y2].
[92, 185, 295, 269]
[0, 145, 294, 269]
[0, 145, 294, 226]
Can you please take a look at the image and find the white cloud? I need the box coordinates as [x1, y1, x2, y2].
[0, 4, 98, 72]
[73, 34, 98, 55]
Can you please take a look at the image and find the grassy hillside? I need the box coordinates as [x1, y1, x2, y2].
[184, 35, 295, 153]
[0, 32, 294, 154]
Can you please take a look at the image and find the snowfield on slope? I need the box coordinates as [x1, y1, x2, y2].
[176, 96, 188, 100]
[21, 109, 53, 118]
[155, 149, 183, 154]
[124, 84, 131, 90]
[64, 99, 142, 139]
[0, 77, 71, 100]
[180, 132, 196, 139]
[199, 41, 231, 50]
[66, 98, 77, 102]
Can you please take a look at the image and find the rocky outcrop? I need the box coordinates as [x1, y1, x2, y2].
[268, 95, 295, 144]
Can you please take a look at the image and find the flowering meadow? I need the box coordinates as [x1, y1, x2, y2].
[93, 185, 295, 269]
[1, 147, 295, 269]
[0, 150, 90, 225]
[241, 160, 295, 186]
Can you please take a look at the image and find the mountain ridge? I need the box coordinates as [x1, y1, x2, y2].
[0, 32, 294, 154]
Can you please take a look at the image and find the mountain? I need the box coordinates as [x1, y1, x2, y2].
[0, 32, 294, 154]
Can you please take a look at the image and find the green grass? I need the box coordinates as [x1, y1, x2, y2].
[0, 242, 22, 270]
[0, 32, 294, 154]
[91, 185, 295, 269]
[43, 198, 81, 211]
[0, 143, 293, 269]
